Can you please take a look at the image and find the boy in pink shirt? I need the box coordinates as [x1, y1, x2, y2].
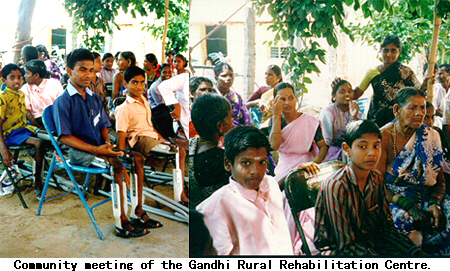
[196, 126, 293, 255]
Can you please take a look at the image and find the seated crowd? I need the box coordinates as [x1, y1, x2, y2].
[0, 45, 189, 238]
[190, 35, 450, 256]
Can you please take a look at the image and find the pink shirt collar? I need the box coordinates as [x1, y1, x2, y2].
[228, 176, 271, 202]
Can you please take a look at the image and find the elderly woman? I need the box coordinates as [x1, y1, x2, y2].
[190, 94, 233, 208]
[376, 87, 450, 255]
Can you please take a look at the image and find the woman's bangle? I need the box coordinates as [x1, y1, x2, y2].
[429, 198, 442, 208]
[396, 196, 415, 211]
[392, 194, 402, 205]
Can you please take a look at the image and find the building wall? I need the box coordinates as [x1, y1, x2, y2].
[189, 0, 426, 111]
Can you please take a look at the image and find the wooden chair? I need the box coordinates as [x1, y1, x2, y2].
[284, 161, 345, 255]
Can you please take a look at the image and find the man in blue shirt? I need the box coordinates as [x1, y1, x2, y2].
[53, 48, 155, 238]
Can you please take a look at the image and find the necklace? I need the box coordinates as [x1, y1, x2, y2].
[392, 122, 398, 158]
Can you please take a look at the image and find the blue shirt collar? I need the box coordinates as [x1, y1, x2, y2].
[67, 81, 93, 96]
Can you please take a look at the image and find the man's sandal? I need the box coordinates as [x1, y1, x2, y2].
[131, 212, 163, 229]
[115, 222, 149, 238]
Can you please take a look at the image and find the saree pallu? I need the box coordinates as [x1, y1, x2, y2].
[368, 62, 420, 128]
[387, 124, 450, 255]
[274, 113, 319, 181]
[275, 113, 320, 255]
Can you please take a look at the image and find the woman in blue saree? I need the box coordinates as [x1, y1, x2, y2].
[377, 87, 450, 255]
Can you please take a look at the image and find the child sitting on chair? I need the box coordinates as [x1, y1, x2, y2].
[114, 66, 165, 158]
[52, 48, 160, 238]
[314, 120, 426, 255]
[196, 126, 293, 255]
[0, 63, 46, 200]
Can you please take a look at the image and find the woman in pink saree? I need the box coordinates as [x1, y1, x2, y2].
[269, 82, 328, 254]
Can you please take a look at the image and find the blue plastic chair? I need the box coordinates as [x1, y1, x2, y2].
[36, 105, 112, 240]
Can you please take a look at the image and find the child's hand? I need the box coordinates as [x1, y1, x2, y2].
[272, 96, 284, 117]
[297, 162, 320, 176]
[349, 100, 360, 119]
[1, 148, 14, 167]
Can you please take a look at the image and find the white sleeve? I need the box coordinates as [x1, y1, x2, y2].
[158, 74, 188, 105]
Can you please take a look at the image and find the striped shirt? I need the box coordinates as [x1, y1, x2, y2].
[314, 164, 424, 256]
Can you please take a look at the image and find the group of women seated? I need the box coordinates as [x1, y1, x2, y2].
[189, 35, 450, 255]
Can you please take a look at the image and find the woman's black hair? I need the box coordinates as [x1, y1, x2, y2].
[145, 53, 158, 68]
[21, 45, 39, 62]
[273, 82, 295, 98]
[165, 49, 176, 57]
[159, 63, 172, 74]
[381, 35, 402, 51]
[92, 51, 101, 59]
[395, 87, 426, 108]
[267, 64, 283, 82]
[119, 51, 136, 66]
[175, 54, 188, 68]
[102, 52, 114, 62]
[224, 126, 272, 165]
[191, 94, 231, 140]
[36, 45, 50, 59]
[189, 76, 213, 95]
[24, 59, 49, 79]
[344, 119, 381, 147]
[331, 79, 351, 102]
[213, 62, 233, 78]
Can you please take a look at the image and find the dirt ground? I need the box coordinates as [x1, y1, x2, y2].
[0, 153, 188, 258]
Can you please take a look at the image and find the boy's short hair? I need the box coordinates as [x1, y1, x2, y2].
[2, 63, 23, 79]
[165, 49, 176, 57]
[123, 66, 145, 83]
[426, 101, 434, 109]
[66, 48, 94, 69]
[21, 45, 39, 62]
[120, 51, 136, 66]
[24, 59, 49, 78]
[102, 52, 114, 62]
[344, 120, 381, 147]
[192, 94, 230, 139]
[224, 126, 271, 165]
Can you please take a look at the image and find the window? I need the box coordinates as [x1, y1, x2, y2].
[270, 46, 287, 59]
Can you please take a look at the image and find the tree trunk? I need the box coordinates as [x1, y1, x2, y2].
[427, 8, 441, 102]
[162, 0, 170, 62]
[13, 0, 36, 64]
[243, 6, 256, 100]
[70, 16, 78, 52]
